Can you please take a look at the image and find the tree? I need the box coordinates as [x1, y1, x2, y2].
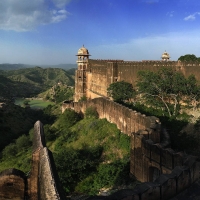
[178, 54, 199, 62]
[107, 81, 135, 103]
[23, 99, 30, 106]
[184, 75, 200, 110]
[136, 68, 199, 117]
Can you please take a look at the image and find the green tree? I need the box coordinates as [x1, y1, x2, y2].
[136, 68, 198, 117]
[58, 108, 81, 130]
[16, 134, 31, 151]
[2, 143, 17, 158]
[85, 107, 99, 119]
[107, 81, 135, 103]
[184, 75, 200, 110]
[178, 54, 199, 62]
[23, 99, 30, 106]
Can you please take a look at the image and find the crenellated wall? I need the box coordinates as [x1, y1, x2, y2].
[62, 97, 161, 141]
[62, 97, 200, 199]
[76, 60, 200, 101]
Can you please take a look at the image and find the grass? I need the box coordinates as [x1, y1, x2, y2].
[47, 116, 133, 195]
[0, 149, 32, 174]
[15, 98, 54, 109]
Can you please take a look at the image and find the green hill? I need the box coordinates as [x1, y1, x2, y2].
[0, 63, 76, 71]
[0, 67, 75, 98]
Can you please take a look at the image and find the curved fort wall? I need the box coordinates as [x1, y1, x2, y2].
[62, 97, 200, 200]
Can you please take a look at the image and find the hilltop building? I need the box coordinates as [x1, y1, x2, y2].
[74, 46, 200, 102]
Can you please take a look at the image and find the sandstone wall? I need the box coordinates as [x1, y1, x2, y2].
[0, 169, 26, 200]
[62, 97, 161, 142]
[62, 98, 200, 199]
[130, 131, 195, 182]
[28, 121, 66, 200]
[85, 60, 200, 100]
[102, 157, 199, 200]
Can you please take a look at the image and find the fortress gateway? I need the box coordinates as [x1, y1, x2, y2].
[74, 45, 200, 102]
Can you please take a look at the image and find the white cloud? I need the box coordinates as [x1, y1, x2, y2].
[167, 11, 174, 17]
[52, 0, 72, 8]
[0, 0, 70, 32]
[184, 12, 200, 21]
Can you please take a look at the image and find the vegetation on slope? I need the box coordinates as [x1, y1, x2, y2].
[37, 84, 74, 103]
[0, 67, 75, 98]
[45, 108, 132, 196]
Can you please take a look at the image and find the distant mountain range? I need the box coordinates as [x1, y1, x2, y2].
[0, 67, 75, 98]
[0, 63, 77, 71]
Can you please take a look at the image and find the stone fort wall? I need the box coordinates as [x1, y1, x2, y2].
[62, 97, 200, 199]
[0, 168, 27, 200]
[62, 97, 161, 142]
[83, 60, 200, 100]
[28, 121, 66, 200]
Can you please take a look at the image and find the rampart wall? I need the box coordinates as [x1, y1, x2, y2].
[0, 168, 27, 200]
[62, 98, 161, 141]
[62, 97, 200, 199]
[84, 60, 200, 100]
[28, 120, 66, 200]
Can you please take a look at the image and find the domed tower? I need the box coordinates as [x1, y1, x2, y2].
[161, 51, 170, 61]
[74, 45, 90, 102]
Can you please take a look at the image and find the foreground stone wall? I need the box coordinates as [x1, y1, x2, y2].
[0, 169, 26, 200]
[28, 121, 66, 200]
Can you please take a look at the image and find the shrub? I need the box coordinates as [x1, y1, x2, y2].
[85, 107, 99, 119]
[16, 134, 31, 151]
[58, 108, 81, 129]
[2, 143, 17, 158]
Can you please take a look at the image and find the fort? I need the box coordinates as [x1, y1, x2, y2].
[74, 46, 200, 102]
[1, 46, 200, 199]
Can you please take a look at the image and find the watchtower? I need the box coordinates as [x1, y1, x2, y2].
[74, 45, 90, 102]
[161, 51, 170, 61]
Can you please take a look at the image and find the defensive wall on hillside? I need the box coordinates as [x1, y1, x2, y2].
[0, 121, 66, 200]
[28, 120, 66, 200]
[77, 60, 200, 100]
[62, 97, 200, 199]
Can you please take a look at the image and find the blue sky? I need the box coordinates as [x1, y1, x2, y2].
[0, 0, 200, 65]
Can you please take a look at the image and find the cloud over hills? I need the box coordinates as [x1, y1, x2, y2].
[0, 0, 70, 31]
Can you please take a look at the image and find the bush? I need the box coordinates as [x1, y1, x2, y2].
[85, 107, 99, 119]
[44, 124, 57, 142]
[16, 134, 31, 151]
[58, 109, 81, 130]
[54, 146, 102, 194]
[2, 143, 17, 158]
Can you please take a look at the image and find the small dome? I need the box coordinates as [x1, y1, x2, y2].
[77, 45, 90, 56]
[161, 51, 170, 60]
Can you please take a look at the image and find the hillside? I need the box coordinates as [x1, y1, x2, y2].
[0, 63, 76, 71]
[0, 67, 75, 98]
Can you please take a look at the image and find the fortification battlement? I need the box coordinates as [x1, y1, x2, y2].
[62, 97, 200, 199]
[33, 120, 46, 152]
[62, 97, 161, 142]
[89, 59, 124, 62]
